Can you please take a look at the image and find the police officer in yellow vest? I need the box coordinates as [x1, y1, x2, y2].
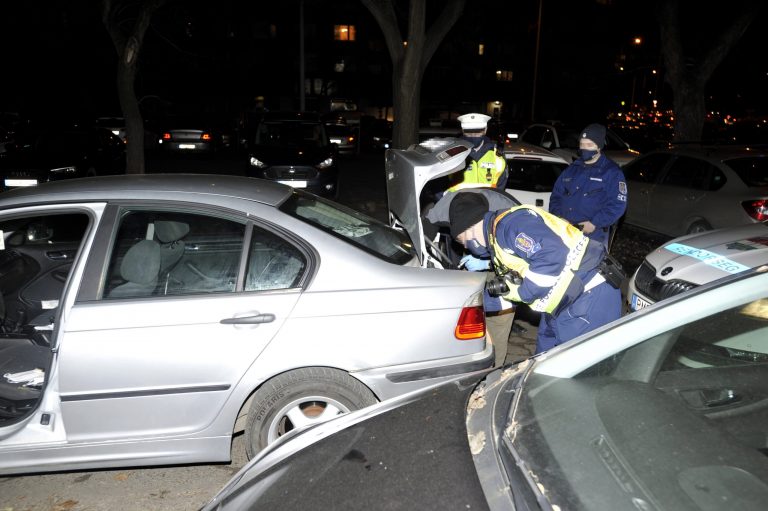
[447, 114, 508, 192]
[448, 193, 621, 353]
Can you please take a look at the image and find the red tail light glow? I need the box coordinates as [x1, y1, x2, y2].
[201, 133, 212, 141]
[455, 305, 485, 340]
[162, 132, 171, 140]
[742, 199, 768, 221]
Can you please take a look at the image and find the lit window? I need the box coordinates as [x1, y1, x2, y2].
[334, 25, 356, 41]
[496, 70, 513, 81]
[478, 44, 484, 56]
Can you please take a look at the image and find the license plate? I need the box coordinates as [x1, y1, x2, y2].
[4, 178, 38, 187]
[179, 144, 196, 149]
[330, 138, 342, 144]
[631, 294, 652, 311]
[278, 180, 307, 188]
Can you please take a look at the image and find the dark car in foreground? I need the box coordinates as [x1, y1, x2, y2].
[247, 112, 339, 197]
[204, 267, 768, 510]
[0, 126, 125, 190]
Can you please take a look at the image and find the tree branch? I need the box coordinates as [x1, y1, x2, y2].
[422, 0, 465, 72]
[360, 0, 404, 65]
[697, 1, 762, 81]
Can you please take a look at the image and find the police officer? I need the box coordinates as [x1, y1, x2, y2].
[449, 193, 621, 353]
[549, 123, 627, 247]
[446, 113, 508, 192]
[423, 188, 518, 366]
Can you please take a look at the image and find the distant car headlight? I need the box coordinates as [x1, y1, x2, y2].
[50, 166, 77, 174]
[249, 157, 266, 168]
[317, 157, 334, 169]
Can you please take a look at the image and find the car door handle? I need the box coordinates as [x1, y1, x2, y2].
[220, 313, 276, 325]
[46, 250, 76, 260]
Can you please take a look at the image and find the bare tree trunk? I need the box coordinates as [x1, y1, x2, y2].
[362, 0, 464, 149]
[102, 0, 168, 174]
[658, 0, 761, 142]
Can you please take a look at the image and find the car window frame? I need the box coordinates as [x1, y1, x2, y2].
[77, 201, 316, 302]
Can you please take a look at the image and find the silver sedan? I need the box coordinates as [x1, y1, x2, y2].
[0, 165, 491, 474]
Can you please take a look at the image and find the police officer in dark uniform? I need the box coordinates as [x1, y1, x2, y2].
[549, 123, 627, 247]
[448, 193, 622, 353]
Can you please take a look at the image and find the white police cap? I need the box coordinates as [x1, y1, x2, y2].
[457, 113, 491, 130]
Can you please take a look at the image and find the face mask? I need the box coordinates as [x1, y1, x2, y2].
[466, 238, 491, 258]
[464, 135, 484, 147]
[578, 148, 599, 162]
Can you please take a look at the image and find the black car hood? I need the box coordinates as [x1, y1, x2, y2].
[249, 144, 332, 165]
[215, 374, 491, 510]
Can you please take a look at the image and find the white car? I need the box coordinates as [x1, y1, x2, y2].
[627, 221, 768, 312]
[520, 122, 640, 167]
[503, 141, 569, 211]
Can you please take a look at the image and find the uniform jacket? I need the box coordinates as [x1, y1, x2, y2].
[485, 207, 605, 307]
[446, 136, 508, 192]
[549, 154, 627, 244]
[422, 188, 518, 313]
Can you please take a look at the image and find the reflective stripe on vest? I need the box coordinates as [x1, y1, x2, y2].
[489, 206, 589, 313]
[446, 150, 506, 192]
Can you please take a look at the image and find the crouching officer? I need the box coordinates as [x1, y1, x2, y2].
[549, 123, 627, 248]
[445, 113, 508, 192]
[449, 193, 622, 353]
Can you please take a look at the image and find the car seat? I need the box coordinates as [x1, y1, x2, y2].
[108, 240, 162, 298]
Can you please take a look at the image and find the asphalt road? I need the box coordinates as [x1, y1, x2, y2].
[0, 150, 667, 511]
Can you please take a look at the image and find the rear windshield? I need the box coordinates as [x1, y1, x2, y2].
[726, 157, 768, 188]
[506, 159, 568, 192]
[280, 191, 416, 265]
[256, 121, 328, 148]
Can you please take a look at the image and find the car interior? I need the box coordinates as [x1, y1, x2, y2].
[519, 294, 768, 508]
[0, 213, 89, 425]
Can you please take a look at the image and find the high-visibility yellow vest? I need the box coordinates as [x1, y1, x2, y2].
[446, 148, 506, 192]
[489, 206, 589, 313]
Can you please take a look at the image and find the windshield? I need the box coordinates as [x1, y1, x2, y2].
[256, 121, 328, 148]
[280, 191, 416, 265]
[726, 157, 768, 188]
[510, 287, 768, 509]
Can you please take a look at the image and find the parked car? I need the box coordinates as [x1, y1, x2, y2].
[360, 117, 392, 151]
[520, 122, 640, 166]
[158, 114, 233, 155]
[247, 111, 339, 197]
[627, 221, 768, 311]
[203, 266, 768, 511]
[324, 123, 358, 154]
[622, 145, 768, 237]
[0, 126, 125, 190]
[503, 141, 570, 210]
[95, 116, 127, 142]
[0, 156, 493, 474]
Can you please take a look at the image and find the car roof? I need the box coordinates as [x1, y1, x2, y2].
[503, 141, 569, 163]
[0, 174, 293, 208]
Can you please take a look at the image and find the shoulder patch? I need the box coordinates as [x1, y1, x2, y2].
[514, 233, 541, 255]
[619, 181, 627, 194]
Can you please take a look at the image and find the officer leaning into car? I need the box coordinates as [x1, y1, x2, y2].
[445, 113, 508, 192]
[423, 188, 519, 367]
[549, 123, 627, 248]
[448, 192, 622, 353]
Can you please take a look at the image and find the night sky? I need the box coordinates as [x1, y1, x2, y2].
[0, 1, 765, 126]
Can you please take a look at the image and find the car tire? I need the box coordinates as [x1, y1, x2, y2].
[686, 220, 712, 234]
[244, 367, 377, 458]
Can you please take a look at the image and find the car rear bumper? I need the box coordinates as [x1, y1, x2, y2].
[248, 166, 339, 197]
[352, 338, 494, 401]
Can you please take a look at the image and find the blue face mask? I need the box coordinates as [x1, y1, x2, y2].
[466, 238, 491, 258]
[578, 148, 599, 162]
[464, 135, 484, 147]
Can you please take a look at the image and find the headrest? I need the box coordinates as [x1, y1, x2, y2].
[154, 221, 190, 243]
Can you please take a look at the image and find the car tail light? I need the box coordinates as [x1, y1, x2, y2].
[742, 199, 768, 221]
[162, 132, 171, 140]
[201, 133, 212, 141]
[455, 305, 485, 340]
